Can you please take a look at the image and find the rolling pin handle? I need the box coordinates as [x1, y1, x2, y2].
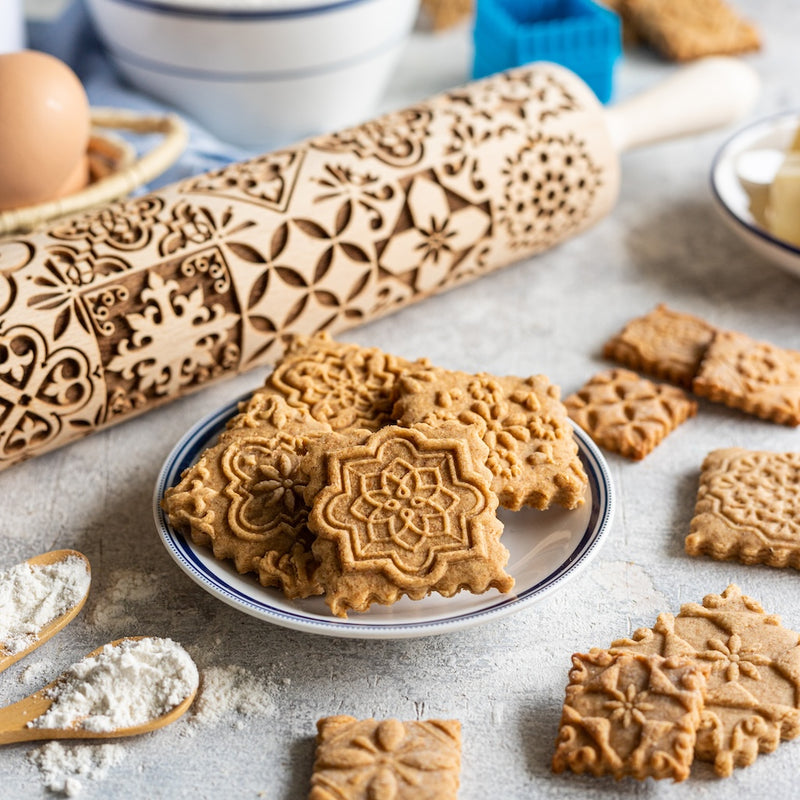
[603, 56, 761, 153]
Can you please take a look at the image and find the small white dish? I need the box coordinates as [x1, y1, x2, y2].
[153, 394, 615, 639]
[710, 110, 800, 278]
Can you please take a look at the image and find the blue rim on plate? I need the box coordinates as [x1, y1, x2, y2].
[153, 394, 615, 639]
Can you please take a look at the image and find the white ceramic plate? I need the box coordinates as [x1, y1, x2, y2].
[153, 395, 614, 639]
[710, 110, 800, 278]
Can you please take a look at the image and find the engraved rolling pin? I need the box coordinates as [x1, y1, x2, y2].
[0, 58, 757, 469]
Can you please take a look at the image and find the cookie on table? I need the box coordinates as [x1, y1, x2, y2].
[602, 304, 716, 388]
[686, 448, 800, 568]
[692, 330, 800, 426]
[306, 422, 513, 617]
[610, 585, 800, 777]
[310, 716, 461, 800]
[564, 369, 697, 460]
[162, 395, 330, 598]
[393, 368, 587, 511]
[623, 0, 760, 61]
[241, 332, 428, 432]
[552, 650, 708, 781]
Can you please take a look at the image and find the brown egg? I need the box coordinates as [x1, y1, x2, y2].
[0, 50, 91, 211]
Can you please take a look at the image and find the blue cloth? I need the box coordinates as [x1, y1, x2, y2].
[27, 0, 256, 190]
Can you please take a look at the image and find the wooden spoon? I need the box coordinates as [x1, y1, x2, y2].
[0, 550, 91, 675]
[0, 638, 198, 745]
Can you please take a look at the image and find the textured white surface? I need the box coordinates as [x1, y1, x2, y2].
[4, 0, 800, 796]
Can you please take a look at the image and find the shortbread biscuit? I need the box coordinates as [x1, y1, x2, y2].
[311, 716, 461, 800]
[624, 0, 760, 61]
[552, 650, 708, 781]
[307, 423, 513, 616]
[693, 330, 800, 426]
[242, 332, 428, 432]
[162, 395, 330, 598]
[394, 368, 587, 511]
[565, 369, 697, 460]
[686, 448, 800, 568]
[603, 304, 716, 388]
[610, 585, 800, 777]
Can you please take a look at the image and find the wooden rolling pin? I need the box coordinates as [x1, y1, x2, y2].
[0, 59, 757, 470]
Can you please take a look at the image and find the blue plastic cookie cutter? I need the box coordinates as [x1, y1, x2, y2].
[473, 0, 622, 103]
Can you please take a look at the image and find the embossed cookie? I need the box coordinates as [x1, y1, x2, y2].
[686, 448, 800, 568]
[394, 368, 587, 511]
[310, 716, 461, 800]
[610, 585, 800, 777]
[564, 369, 697, 460]
[602, 304, 716, 388]
[242, 332, 428, 432]
[552, 650, 708, 781]
[162, 395, 330, 598]
[623, 0, 760, 61]
[306, 422, 513, 616]
[692, 330, 800, 426]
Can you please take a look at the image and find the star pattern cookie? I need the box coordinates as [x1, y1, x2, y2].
[564, 369, 697, 460]
[393, 367, 587, 510]
[692, 330, 800, 426]
[307, 422, 513, 616]
[686, 448, 800, 568]
[610, 585, 800, 777]
[310, 716, 461, 800]
[552, 650, 708, 781]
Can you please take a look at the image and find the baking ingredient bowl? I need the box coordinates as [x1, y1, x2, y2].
[710, 110, 800, 279]
[85, 0, 420, 150]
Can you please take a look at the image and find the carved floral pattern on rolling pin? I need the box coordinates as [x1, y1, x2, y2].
[0, 65, 619, 468]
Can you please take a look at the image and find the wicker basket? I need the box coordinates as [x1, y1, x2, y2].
[0, 107, 188, 236]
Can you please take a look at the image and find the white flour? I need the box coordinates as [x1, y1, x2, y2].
[31, 637, 199, 733]
[191, 664, 275, 726]
[28, 742, 125, 797]
[0, 556, 90, 654]
[88, 569, 162, 630]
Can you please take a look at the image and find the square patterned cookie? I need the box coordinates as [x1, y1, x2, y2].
[564, 369, 697, 460]
[393, 367, 587, 511]
[552, 650, 708, 781]
[306, 422, 513, 616]
[686, 448, 800, 568]
[602, 304, 716, 388]
[610, 585, 800, 777]
[623, 0, 760, 61]
[692, 330, 800, 426]
[240, 332, 428, 432]
[310, 716, 461, 800]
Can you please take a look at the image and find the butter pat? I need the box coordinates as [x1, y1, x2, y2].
[766, 128, 800, 247]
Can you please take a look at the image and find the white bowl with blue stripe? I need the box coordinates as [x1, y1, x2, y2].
[153, 393, 615, 638]
[85, 0, 419, 149]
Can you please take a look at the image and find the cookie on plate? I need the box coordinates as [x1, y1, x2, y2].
[686, 448, 800, 568]
[564, 369, 697, 460]
[610, 585, 800, 777]
[393, 368, 587, 511]
[602, 304, 716, 388]
[552, 650, 708, 781]
[306, 422, 513, 616]
[692, 330, 800, 426]
[311, 716, 461, 800]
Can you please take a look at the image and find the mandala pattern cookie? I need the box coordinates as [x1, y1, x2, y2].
[310, 716, 461, 800]
[692, 330, 800, 426]
[242, 332, 428, 432]
[307, 423, 513, 616]
[564, 369, 697, 460]
[602, 304, 716, 388]
[686, 448, 800, 568]
[161, 395, 330, 598]
[393, 368, 587, 511]
[623, 0, 760, 61]
[552, 650, 708, 781]
[610, 585, 800, 777]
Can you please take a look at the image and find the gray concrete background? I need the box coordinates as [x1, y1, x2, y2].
[5, 1, 800, 797]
